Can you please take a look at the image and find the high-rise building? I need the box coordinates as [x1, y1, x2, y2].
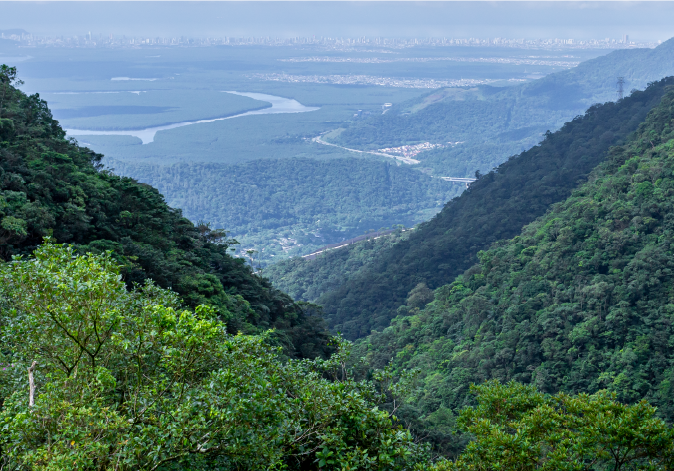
[622, 34, 629, 44]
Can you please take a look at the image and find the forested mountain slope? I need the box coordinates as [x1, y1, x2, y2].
[314, 77, 674, 340]
[109, 157, 460, 264]
[355, 87, 674, 453]
[332, 38, 674, 175]
[266, 228, 410, 302]
[0, 66, 329, 358]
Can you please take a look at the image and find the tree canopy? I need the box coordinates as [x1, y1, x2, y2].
[354, 85, 674, 454]
[312, 77, 674, 340]
[109, 157, 459, 265]
[0, 243, 431, 470]
[435, 381, 674, 470]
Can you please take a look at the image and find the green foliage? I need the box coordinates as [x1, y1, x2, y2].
[315, 77, 674, 341]
[108, 158, 460, 264]
[0, 243, 431, 470]
[354, 86, 674, 454]
[266, 228, 410, 302]
[434, 381, 674, 470]
[0, 67, 328, 358]
[404, 283, 434, 310]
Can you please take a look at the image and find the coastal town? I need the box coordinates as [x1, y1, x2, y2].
[378, 141, 462, 159]
[249, 73, 504, 89]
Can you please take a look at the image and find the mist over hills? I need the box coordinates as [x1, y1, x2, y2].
[332, 38, 674, 176]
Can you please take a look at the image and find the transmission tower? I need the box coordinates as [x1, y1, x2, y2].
[616, 77, 625, 100]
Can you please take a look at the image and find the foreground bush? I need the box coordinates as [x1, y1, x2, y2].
[434, 381, 674, 470]
[0, 242, 429, 470]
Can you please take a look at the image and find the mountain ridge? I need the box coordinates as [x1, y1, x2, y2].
[332, 38, 674, 176]
[275, 77, 674, 340]
[354, 85, 674, 453]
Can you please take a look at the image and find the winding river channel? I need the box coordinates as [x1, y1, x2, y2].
[65, 91, 320, 144]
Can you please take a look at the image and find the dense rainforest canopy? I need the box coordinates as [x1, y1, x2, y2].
[0, 65, 329, 358]
[266, 228, 411, 302]
[3, 244, 671, 469]
[109, 157, 460, 265]
[354, 86, 674, 455]
[0, 243, 434, 470]
[311, 77, 674, 341]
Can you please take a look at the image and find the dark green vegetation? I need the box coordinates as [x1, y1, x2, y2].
[0, 65, 328, 358]
[0, 243, 431, 470]
[333, 38, 674, 176]
[109, 158, 459, 263]
[266, 228, 411, 301]
[355, 87, 674, 454]
[5, 246, 669, 469]
[311, 77, 674, 340]
[436, 381, 674, 470]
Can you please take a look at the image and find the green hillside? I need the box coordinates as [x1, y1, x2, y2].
[0, 65, 329, 358]
[332, 38, 674, 176]
[265, 228, 411, 302]
[108, 158, 461, 264]
[355, 85, 674, 454]
[4, 61, 674, 469]
[311, 77, 674, 340]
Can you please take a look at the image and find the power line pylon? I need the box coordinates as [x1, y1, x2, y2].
[617, 77, 625, 100]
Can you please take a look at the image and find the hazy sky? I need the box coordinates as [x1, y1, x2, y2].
[1, 2, 674, 42]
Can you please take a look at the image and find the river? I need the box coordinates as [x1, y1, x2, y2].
[64, 91, 320, 144]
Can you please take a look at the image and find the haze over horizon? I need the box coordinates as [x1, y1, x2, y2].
[1, 1, 674, 42]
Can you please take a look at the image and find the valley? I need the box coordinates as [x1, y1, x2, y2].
[3, 9, 674, 465]
[1, 40, 618, 264]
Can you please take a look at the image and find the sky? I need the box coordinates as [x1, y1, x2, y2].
[1, 2, 674, 42]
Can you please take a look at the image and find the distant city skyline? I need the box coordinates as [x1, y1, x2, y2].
[1, 2, 674, 42]
[1, 30, 659, 51]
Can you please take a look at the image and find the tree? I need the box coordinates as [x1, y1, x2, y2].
[436, 381, 674, 471]
[0, 71, 330, 358]
[0, 242, 431, 470]
[0, 64, 23, 117]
